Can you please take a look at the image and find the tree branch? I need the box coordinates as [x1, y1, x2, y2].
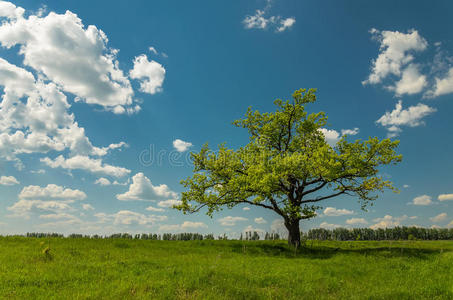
[300, 190, 348, 204]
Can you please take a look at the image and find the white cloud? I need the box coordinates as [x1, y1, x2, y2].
[8, 199, 74, 218]
[218, 216, 248, 226]
[243, 207, 250, 211]
[0, 4, 142, 112]
[254, 217, 267, 224]
[181, 221, 207, 230]
[388, 64, 427, 96]
[438, 193, 453, 201]
[0, 57, 127, 170]
[346, 218, 368, 225]
[30, 169, 46, 174]
[129, 54, 165, 95]
[243, 9, 270, 30]
[0, 175, 19, 185]
[363, 29, 428, 86]
[411, 195, 432, 206]
[376, 101, 436, 137]
[320, 127, 359, 147]
[39, 212, 79, 220]
[94, 177, 111, 186]
[172, 139, 192, 152]
[19, 184, 86, 201]
[243, 1, 295, 33]
[0, 1, 25, 19]
[41, 155, 130, 178]
[243, 225, 265, 234]
[429, 68, 453, 97]
[319, 222, 340, 229]
[157, 221, 208, 232]
[370, 215, 404, 229]
[145, 206, 165, 212]
[112, 210, 167, 225]
[323, 207, 354, 217]
[116, 173, 178, 201]
[430, 213, 447, 223]
[157, 199, 182, 208]
[319, 128, 340, 147]
[403, 184, 410, 188]
[8, 183, 85, 219]
[270, 219, 287, 235]
[276, 18, 296, 32]
[82, 203, 94, 211]
[340, 128, 359, 136]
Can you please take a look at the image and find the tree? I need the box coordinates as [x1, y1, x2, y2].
[176, 89, 402, 247]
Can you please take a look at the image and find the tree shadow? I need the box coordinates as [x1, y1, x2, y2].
[230, 241, 450, 260]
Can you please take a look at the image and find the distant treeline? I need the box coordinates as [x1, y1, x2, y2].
[21, 231, 280, 241]
[306, 227, 453, 241]
[7, 227, 453, 241]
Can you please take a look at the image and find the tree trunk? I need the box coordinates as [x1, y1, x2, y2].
[285, 218, 301, 248]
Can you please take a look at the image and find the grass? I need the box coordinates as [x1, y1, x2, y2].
[0, 237, 452, 299]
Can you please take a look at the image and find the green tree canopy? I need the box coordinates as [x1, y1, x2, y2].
[176, 89, 402, 247]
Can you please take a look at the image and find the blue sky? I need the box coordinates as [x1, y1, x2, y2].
[0, 0, 452, 237]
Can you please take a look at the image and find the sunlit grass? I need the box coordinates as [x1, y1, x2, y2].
[0, 237, 452, 299]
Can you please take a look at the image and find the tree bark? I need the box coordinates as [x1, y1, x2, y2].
[285, 218, 301, 248]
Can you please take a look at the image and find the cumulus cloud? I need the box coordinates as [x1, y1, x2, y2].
[363, 29, 428, 87]
[323, 207, 354, 217]
[112, 210, 167, 225]
[181, 221, 207, 230]
[145, 206, 165, 212]
[370, 215, 408, 229]
[438, 194, 453, 201]
[0, 59, 123, 159]
[41, 155, 130, 177]
[430, 213, 447, 223]
[0, 175, 19, 185]
[0, 3, 145, 112]
[129, 54, 165, 95]
[0, 56, 128, 178]
[270, 219, 287, 236]
[319, 222, 341, 229]
[428, 68, 453, 97]
[388, 64, 427, 96]
[346, 218, 368, 225]
[8, 200, 74, 218]
[82, 203, 94, 211]
[116, 172, 178, 201]
[320, 127, 359, 147]
[172, 139, 192, 152]
[157, 199, 182, 208]
[277, 18, 296, 32]
[19, 184, 86, 201]
[411, 195, 432, 206]
[94, 177, 111, 186]
[0, 1, 24, 19]
[243, 1, 295, 33]
[218, 216, 248, 226]
[254, 217, 267, 224]
[93, 210, 167, 226]
[376, 101, 436, 137]
[157, 221, 207, 232]
[8, 183, 85, 218]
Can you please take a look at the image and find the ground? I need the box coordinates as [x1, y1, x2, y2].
[0, 237, 452, 299]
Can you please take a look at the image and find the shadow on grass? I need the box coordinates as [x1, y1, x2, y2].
[230, 242, 450, 260]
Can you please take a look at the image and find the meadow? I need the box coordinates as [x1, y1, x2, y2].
[0, 237, 452, 299]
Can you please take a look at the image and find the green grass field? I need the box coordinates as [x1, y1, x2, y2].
[0, 237, 452, 299]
